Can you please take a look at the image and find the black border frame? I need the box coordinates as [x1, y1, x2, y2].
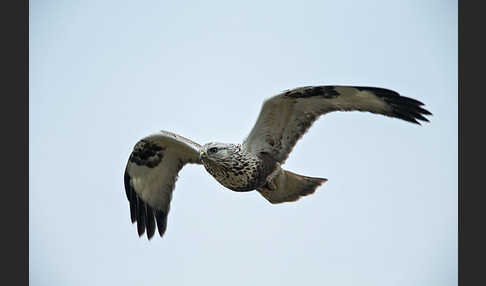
[3, 0, 28, 284]
[459, 1, 483, 285]
[6, 0, 471, 285]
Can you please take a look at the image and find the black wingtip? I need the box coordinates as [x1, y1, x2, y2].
[125, 171, 167, 239]
[145, 205, 156, 240]
[363, 88, 432, 125]
[353, 86, 432, 124]
[125, 166, 168, 239]
[137, 198, 146, 236]
[155, 210, 168, 237]
[130, 197, 137, 223]
[418, 106, 433, 116]
[414, 113, 430, 123]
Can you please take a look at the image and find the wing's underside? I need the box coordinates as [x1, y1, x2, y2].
[243, 85, 432, 164]
[124, 131, 202, 239]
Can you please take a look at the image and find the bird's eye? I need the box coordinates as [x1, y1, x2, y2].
[208, 147, 218, 154]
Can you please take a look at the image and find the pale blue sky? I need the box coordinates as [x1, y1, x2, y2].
[30, 0, 457, 285]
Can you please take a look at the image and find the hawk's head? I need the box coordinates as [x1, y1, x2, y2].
[200, 143, 238, 163]
[199, 142, 260, 191]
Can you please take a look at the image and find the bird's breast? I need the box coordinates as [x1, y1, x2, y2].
[202, 156, 265, 192]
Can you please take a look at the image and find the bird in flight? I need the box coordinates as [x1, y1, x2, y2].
[124, 85, 432, 239]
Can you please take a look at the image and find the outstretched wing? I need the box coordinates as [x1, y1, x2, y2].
[243, 85, 432, 164]
[124, 130, 202, 239]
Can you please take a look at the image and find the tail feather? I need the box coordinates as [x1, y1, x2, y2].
[257, 169, 327, 204]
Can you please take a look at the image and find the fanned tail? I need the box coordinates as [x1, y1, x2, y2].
[257, 168, 327, 204]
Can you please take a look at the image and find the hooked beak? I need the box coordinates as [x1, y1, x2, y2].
[200, 150, 206, 157]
